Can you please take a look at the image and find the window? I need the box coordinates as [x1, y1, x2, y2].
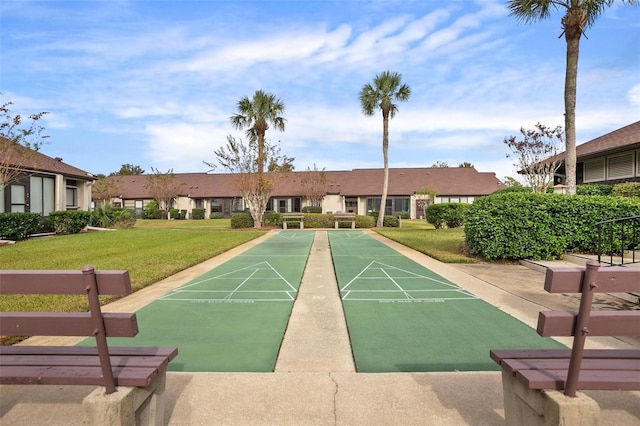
[211, 199, 222, 213]
[195, 199, 204, 209]
[66, 179, 78, 209]
[30, 176, 55, 216]
[10, 184, 26, 212]
[583, 158, 606, 183]
[607, 152, 635, 180]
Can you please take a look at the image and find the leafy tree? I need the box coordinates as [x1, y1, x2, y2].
[230, 90, 286, 175]
[431, 161, 449, 168]
[205, 135, 290, 228]
[0, 99, 49, 190]
[92, 175, 123, 207]
[502, 176, 524, 188]
[300, 164, 329, 208]
[458, 162, 474, 168]
[504, 123, 564, 193]
[144, 168, 185, 214]
[507, 0, 639, 195]
[359, 70, 411, 227]
[268, 155, 295, 172]
[110, 163, 145, 176]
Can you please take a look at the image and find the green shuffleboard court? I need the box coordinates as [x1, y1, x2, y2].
[86, 231, 315, 372]
[328, 231, 565, 373]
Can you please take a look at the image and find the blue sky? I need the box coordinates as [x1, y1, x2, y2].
[1, 0, 639, 181]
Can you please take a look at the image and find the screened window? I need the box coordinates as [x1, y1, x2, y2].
[66, 179, 78, 209]
[30, 176, 55, 216]
[583, 158, 606, 183]
[607, 152, 635, 180]
[10, 185, 26, 212]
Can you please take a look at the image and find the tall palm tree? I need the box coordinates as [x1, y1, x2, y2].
[359, 70, 411, 227]
[230, 90, 286, 175]
[507, 0, 639, 195]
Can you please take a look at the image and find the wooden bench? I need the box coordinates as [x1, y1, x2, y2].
[282, 212, 304, 229]
[490, 260, 640, 425]
[334, 213, 356, 229]
[0, 266, 178, 425]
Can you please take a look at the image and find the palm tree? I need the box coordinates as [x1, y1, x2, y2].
[230, 90, 286, 175]
[507, 0, 639, 195]
[359, 70, 411, 227]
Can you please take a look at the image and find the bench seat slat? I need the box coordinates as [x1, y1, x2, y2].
[0, 354, 173, 369]
[490, 349, 640, 364]
[0, 365, 159, 387]
[516, 368, 640, 391]
[537, 311, 640, 337]
[499, 358, 640, 375]
[0, 270, 131, 295]
[0, 312, 138, 337]
[544, 267, 640, 293]
[0, 346, 178, 360]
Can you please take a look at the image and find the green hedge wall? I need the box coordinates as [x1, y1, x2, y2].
[47, 211, 92, 235]
[0, 212, 42, 240]
[464, 193, 640, 261]
[231, 212, 254, 228]
[425, 203, 470, 229]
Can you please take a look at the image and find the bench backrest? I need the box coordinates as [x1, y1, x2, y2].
[539, 260, 640, 396]
[0, 265, 135, 394]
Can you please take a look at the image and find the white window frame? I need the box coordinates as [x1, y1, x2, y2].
[607, 151, 635, 180]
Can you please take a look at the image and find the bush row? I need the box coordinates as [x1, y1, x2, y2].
[47, 211, 92, 234]
[91, 205, 136, 228]
[230, 212, 379, 229]
[464, 193, 640, 261]
[0, 212, 42, 240]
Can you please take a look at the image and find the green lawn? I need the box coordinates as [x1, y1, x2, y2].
[0, 219, 266, 323]
[376, 223, 477, 264]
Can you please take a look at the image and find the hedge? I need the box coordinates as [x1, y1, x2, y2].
[192, 208, 206, 220]
[425, 203, 469, 229]
[464, 193, 640, 261]
[0, 212, 42, 240]
[231, 212, 254, 228]
[47, 211, 92, 235]
[612, 182, 640, 198]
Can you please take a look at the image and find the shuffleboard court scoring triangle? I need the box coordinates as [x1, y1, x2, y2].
[339, 261, 478, 302]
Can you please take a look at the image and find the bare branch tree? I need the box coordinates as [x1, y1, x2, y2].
[144, 168, 185, 214]
[504, 123, 564, 193]
[0, 100, 49, 190]
[205, 135, 289, 228]
[300, 164, 328, 208]
[92, 176, 124, 206]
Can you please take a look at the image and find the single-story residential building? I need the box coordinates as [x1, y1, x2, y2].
[550, 121, 640, 186]
[105, 167, 505, 219]
[1, 137, 95, 215]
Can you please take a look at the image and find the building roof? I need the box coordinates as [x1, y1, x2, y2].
[2, 136, 95, 181]
[545, 121, 640, 164]
[108, 167, 504, 199]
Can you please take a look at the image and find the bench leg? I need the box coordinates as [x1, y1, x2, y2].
[83, 371, 167, 426]
[351, 221, 355, 229]
[283, 221, 288, 230]
[500, 368, 600, 426]
[300, 221, 304, 230]
[335, 221, 338, 229]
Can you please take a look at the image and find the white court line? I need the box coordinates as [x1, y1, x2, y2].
[224, 269, 258, 300]
[381, 267, 414, 300]
[175, 261, 296, 291]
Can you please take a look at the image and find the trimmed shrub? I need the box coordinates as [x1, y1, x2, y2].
[231, 212, 254, 228]
[355, 215, 375, 228]
[425, 203, 469, 229]
[210, 212, 223, 219]
[302, 206, 322, 213]
[47, 211, 92, 235]
[263, 211, 282, 226]
[192, 208, 206, 220]
[142, 200, 160, 219]
[464, 193, 640, 261]
[0, 212, 42, 240]
[492, 186, 532, 195]
[397, 212, 410, 219]
[169, 209, 180, 219]
[383, 215, 399, 227]
[612, 182, 640, 198]
[577, 184, 613, 196]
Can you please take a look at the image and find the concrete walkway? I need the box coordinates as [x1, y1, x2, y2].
[1, 230, 639, 425]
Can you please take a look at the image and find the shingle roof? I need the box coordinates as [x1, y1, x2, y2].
[2, 136, 95, 181]
[545, 121, 640, 163]
[108, 167, 504, 199]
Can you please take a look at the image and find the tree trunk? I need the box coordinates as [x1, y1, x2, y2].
[564, 28, 580, 195]
[378, 111, 390, 228]
[257, 133, 265, 175]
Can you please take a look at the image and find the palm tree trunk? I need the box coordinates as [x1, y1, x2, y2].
[564, 31, 580, 195]
[378, 112, 390, 228]
[257, 133, 265, 175]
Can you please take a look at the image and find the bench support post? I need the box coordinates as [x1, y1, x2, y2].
[500, 368, 600, 426]
[83, 370, 167, 426]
